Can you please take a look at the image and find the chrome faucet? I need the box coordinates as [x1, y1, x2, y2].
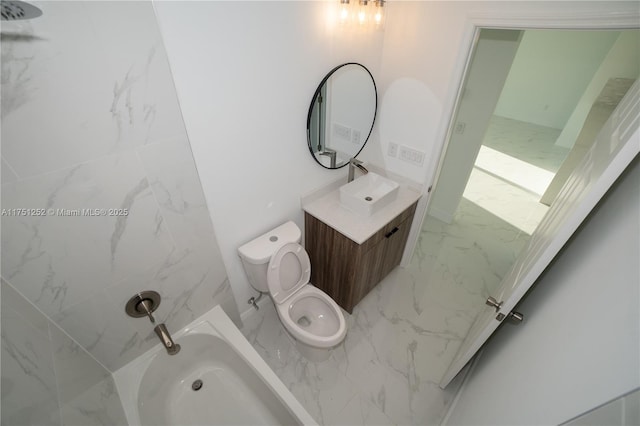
[318, 148, 337, 168]
[154, 323, 181, 355]
[348, 158, 368, 182]
[125, 291, 181, 356]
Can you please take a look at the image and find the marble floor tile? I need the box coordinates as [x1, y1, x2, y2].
[483, 115, 568, 173]
[325, 393, 393, 426]
[475, 145, 556, 196]
[240, 268, 466, 426]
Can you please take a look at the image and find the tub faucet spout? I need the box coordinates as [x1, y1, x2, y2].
[154, 323, 181, 355]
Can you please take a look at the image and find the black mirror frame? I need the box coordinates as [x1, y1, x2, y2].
[306, 62, 378, 169]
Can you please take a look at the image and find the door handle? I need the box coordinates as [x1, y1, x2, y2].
[385, 226, 399, 238]
[485, 296, 502, 312]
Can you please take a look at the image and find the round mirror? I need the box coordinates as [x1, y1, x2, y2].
[306, 63, 377, 169]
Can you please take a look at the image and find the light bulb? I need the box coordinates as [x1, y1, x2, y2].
[358, 10, 366, 24]
[373, 0, 384, 28]
[357, 0, 369, 26]
[339, 0, 350, 24]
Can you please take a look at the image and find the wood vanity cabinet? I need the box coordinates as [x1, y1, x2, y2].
[304, 202, 417, 314]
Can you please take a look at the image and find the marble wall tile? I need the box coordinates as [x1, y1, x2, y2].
[1, 0, 238, 373]
[1, 280, 127, 426]
[1, 157, 18, 184]
[1, 281, 61, 426]
[60, 375, 127, 426]
[59, 376, 126, 426]
[53, 249, 234, 370]
[1, 150, 177, 318]
[49, 325, 126, 426]
[1, 1, 187, 179]
[137, 141, 227, 269]
[49, 324, 110, 406]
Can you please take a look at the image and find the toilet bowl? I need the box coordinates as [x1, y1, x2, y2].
[268, 242, 346, 361]
[238, 222, 347, 362]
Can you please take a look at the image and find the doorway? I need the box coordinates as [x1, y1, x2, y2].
[411, 27, 639, 382]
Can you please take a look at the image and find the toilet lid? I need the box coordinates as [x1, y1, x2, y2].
[267, 242, 311, 304]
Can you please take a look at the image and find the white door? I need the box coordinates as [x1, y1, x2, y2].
[440, 79, 640, 388]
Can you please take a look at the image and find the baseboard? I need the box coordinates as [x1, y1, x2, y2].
[429, 206, 454, 224]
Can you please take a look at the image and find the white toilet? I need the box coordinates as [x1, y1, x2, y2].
[238, 221, 347, 362]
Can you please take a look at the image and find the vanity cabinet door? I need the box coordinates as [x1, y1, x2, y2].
[304, 214, 361, 312]
[304, 202, 417, 314]
[378, 209, 414, 279]
[353, 238, 387, 304]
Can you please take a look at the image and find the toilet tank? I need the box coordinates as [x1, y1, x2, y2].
[238, 221, 301, 292]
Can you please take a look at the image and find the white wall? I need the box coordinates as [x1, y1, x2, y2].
[428, 29, 521, 223]
[155, 1, 639, 318]
[446, 158, 640, 425]
[154, 1, 384, 317]
[494, 30, 620, 129]
[556, 30, 640, 149]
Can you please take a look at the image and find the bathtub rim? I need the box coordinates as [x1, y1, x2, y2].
[113, 305, 317, 426]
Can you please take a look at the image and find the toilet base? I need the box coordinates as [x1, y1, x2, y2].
[293, 338, 332, 363]
[281, 324, 341, 363]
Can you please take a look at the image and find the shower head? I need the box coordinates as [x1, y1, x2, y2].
[1, 0, 42, 21]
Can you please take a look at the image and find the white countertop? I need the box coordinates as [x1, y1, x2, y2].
[301, 167, 422, 245]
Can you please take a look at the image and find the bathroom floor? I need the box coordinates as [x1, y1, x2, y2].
[414, 114, 569, 349]
[241, 264, 469, 426]
[240, 116, 569, 425]
[240, 202, 526, 425]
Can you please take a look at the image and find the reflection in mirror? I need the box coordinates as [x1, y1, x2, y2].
[414, 28, 638, 375]
[307, 63, 377, 169]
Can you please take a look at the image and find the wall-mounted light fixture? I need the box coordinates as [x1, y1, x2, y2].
[338, 0, 385, 29]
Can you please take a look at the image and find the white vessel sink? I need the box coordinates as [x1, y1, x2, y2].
[339, 172, 400, 217]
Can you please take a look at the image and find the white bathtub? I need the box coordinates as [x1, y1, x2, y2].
[114, 305, 317, 426]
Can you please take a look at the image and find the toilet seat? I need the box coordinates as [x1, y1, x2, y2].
[267, 242, 311, 304]
[267, 243, 347, 348]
